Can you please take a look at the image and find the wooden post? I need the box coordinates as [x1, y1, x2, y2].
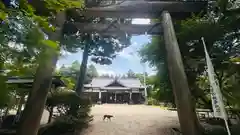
[161, 11, 201, 135]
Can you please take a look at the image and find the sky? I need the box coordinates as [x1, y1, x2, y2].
[57, 19, 156, 76]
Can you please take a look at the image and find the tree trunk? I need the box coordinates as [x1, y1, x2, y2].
[75, 43, 90, 94]
[69, 42, 90, 116]
[47, 106, 54, 123]
[16, 12, 66, 135]
[4, 107, 9, 117]
[16, 94, 25, 115]
[161, 11, 202, 135]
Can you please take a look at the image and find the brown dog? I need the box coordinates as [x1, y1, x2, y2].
[103, 115, 113, 121]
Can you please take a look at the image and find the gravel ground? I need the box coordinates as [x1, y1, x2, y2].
[79, 104, 179, 135]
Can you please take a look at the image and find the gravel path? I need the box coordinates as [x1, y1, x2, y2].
[80, 104, 179, 135]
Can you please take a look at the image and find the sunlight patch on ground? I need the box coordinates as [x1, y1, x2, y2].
[150, 105, 169, 110]
[132, 18, 150, 25]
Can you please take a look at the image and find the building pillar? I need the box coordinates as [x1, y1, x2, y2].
[129, 92, 133, 104]
[97, 91, 102, 104]
[114, 93, 117, 103]
[139, 92, 141, 104]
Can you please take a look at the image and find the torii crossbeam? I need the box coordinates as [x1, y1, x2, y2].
[84, 1, 207, 18]
[75, 22, 162, 35]
[75, 1, 207, 35]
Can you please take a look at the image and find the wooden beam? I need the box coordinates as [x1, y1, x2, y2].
[162, 11, 202, 135]
[84, 1, 207, 18]
[74, 23, 162, 35]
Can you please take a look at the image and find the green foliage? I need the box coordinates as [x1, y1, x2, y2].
[0, 0, 89, 135]
[44, 0, 84, 12]
[41, 40, 59, 50]
[139, 36, 174, 104]
[46, 90, 82, 106]
[147, 97, 159, 105]
[0, 10, 7, 20]
[126, 69, 136, 78]
[62, 33, 131, 65]
[43, 90, 93, 135]
[139, 0, 240, 109]
[88, 64, 98, 78]
[203, 123, 240, 135]
[61, 77, 75, 90]
[70, 60, 81, 71]
[0, 0, 85, 59]
[0, 74, 9, 109]
[4, 58, 38, 76]
[56, 61, 99, 89]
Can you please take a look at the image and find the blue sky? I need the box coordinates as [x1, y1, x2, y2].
[57, 19, 156, 76]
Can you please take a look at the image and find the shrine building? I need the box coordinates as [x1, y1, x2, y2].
[83, 78, 146, 104]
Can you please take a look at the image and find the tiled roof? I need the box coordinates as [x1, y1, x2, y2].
[6, 76, 66, 87]
[84, 78, 113, 88]
[119, 78, 144, 88]
[102, 87, 130, 90]
[84, 78, 144, 88]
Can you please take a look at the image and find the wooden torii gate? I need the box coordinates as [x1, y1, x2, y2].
[78, 1, 208, 135]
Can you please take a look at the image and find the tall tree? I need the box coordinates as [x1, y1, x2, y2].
[127, 69, 136, 78]
[1, 1, 129, 134]
[17, 12, 66, 135]
[56, 61, 97, 89]
[73, 33, 131, 94]
[1, 1, 84, 135]
[87, 64, 98, 78]
[70, 60, 81, 72]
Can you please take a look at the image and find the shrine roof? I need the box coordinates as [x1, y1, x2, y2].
[84, 78, 145, 88]
[6, 76, 66, 88]
[101, 87, 131, 90]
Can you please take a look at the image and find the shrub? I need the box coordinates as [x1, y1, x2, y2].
[147, 98, 159, 105]
[40, 90, 93, 135]
[203, 122, 240, 135]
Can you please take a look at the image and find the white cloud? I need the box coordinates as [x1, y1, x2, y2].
[118, 47, 141, 64]
[117, 49, 132, 59]
[90, 63, 120, 76]
[60, 50, 71, 56]
[97, 69, 116, 75]
[56, 63, 61, 70]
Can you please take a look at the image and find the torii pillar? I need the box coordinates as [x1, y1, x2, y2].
[162, 11, 201, 135]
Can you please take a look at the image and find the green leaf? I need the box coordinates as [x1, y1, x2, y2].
[19, 0, 36, 16]
[0, 11, 7, 20]
[0, 2, 6, 10]
[44, 0, 84, 12]
[33, 15, 55, 32]
[41, 39, 59, 49]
